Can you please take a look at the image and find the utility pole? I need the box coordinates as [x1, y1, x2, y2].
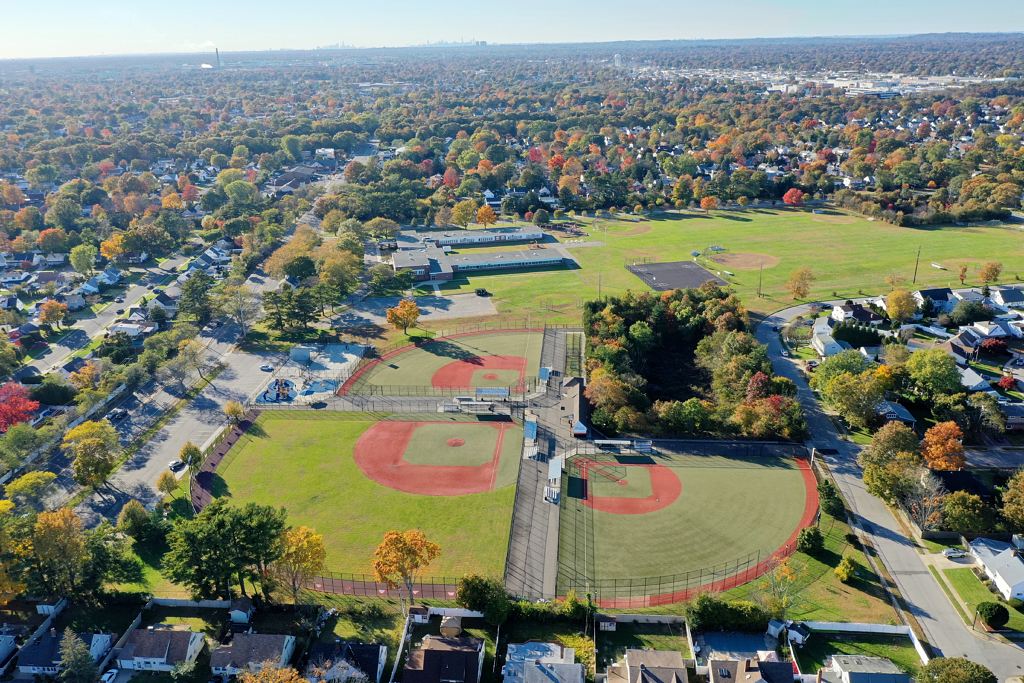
[598, 270, 602, 299]
[758, 259, 764, 298]
[912, 245, 921, 285]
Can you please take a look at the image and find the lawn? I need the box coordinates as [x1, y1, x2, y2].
[215, 413, 519, 576]
[794, 633, 922, 674]
[942, 567, 1024, 632]
[421, 210, 1021, 318]
[596, 622, 690, 670]
[143, 606, 227, 638]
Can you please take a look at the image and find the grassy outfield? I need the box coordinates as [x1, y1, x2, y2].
[795, 633, 922, 673]
[558, 454, 809, 592]
[432, 210, 1021, 318]
[354, 329, 543, 388]
[215, 413, 519, 577]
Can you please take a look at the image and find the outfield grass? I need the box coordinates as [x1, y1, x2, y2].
[794, 633, 922, 674]
[558, 453, 810, 594]
[424, 210, 1022, 318]
[943, 567, 1024, 632]
[215, 413, 519, 576]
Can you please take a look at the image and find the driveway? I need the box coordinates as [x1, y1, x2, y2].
[332, 294, 496, 327]
[758, 303, 1024, 679]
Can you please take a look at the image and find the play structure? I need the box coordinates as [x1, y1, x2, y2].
[260, 378, 296, 403]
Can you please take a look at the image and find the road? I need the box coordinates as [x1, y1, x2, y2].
[758, 302, 1024, 680]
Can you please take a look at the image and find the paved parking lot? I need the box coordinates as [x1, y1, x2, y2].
[332, 293, 496, 327]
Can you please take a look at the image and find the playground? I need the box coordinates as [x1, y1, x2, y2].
[558, 448, 818, 604]
[214, 412, 523, 576]
[340, 330, 543, 395]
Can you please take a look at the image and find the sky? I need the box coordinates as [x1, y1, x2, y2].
[1, 0, 1023, 60]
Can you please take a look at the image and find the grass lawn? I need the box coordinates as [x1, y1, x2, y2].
[559, 452, 811, 598]
[920, 537, 965, 554]
[942, 567, 1024, 632]
[596, 622, 690, 670]
[794, 633, 922, 674]
[56, 601, 144, 634]
[143, 606, 227, 638]
[215, 413, 519, 576]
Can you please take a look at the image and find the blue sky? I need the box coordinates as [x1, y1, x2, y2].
[1, 0, 1023, 60]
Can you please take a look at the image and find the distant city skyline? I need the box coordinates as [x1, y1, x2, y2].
[1, 0, 1023, 61]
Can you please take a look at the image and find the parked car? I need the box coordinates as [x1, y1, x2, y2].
[100, 669, 118, 683]
[153, 288, 164, 294]
[781, 350, 790, 357]
[115, 297, 124, 303]
[1016, 358, 1023, 366]
[116, 308, 124, 314]
[168, 460, 187, 472]
[942, 548, 967, 559]
[772, 326, 779, 332]
[109, 408, 128, 421]
[260, 364, 273, 372]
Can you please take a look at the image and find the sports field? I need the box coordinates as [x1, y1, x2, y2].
[558, 450, 817, 603]
[342, 330, 543, 394]
[215, 412, 524, 576]
[431, 210, 1023, 318]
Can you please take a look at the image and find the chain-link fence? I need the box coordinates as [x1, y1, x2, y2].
[307, 572, 460, 599]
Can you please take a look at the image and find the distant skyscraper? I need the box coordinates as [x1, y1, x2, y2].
[614, 54, 622, 67]
[215, 48, 221, 69]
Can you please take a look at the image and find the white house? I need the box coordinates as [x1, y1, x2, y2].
[914, 288, 956, 313]
[0, 632, 17, 664]
[117, 627, 205, 672]
[958, 365, 991, 391]
[991, 286, 1024, 309]
[969, 538, 1024, 601]
[210, 633, 296, 677]
[148, 292, 179, 316]
[503, 642, 583, 683]
[18, 629, 114, 675]
[97, 267, 123, 286]
[812, 332, 843, 357]
[969, 319, 1021, 339]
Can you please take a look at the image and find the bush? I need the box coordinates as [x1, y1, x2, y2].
[1009, 598, 1023, 611]
[835, 556, 856, 583]
[797, 526, 825, 555]
[977, 601, 1009, 629]
[818, 480, 845, 518]
[683, 592, 771, 632]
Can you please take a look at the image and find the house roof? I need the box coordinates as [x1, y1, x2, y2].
[915, 288, 954, 302]
[829, 656, 908, 683]
[932, 470, 989, 499]
[403, 637, 483, 683]
[121, 628, 197, 664]
[210, 633, 291, 670]
[230, 597, 254, 613]
[970, 538, 1024, 587]
[18, 632, 112, 668]
[525, 661, 586, 683]
[993, 287, 1024, 304]
[308, 642, 384, 680]
[877, 400, 915, 423]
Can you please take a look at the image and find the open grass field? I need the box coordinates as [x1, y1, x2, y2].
[345, 329, 543, 393]
[429, 210, 1023, 319]
[794, 633, 922, 674]
[557, 451, 815, 601]
[214, 412, 522, 576]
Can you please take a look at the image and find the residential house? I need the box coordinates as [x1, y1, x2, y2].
[952, 289, 986, 305]
[0, 631, 16, 665]
[58, 356, 92, 379]
[1005, 403, 1024, 431]
[0, 294, 23, 311]
[876, 399, 916, 429]
[709, 659, 794, 683]
[229, 597, 256, 624]
[830, 303, 882, 326]
[77, 278, 102, 295]
[819, 655, 909, 683]
[811, 332, 843, 357]
[932, 470, 992, 503]
[55, 291, 87, 311]
[403, 637, 485, 683]
[29, 270, 71, 291]
[210, 633, 296, 677]
[1, 271, 33, 287]
[914, 288, 956, 314]
[991, 286, 1024, 309]
[18, 629, 114, 675]
[958, 365, 990, 391]
[42, 253, 67, 267]
[503, 642, 584, 683]
[109, 321, 158, 338]
[307, 641, 387, 683]
[969, 319, 1021, 339]
[148, 293, 179, 317]
[607, 650, 688, 683]
[969, 538, 1024, 601]
[97, 267, 122, 286]
[117, 626, 205, 672]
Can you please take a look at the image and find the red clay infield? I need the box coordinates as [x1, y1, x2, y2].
[431, 355, 528, 389]
[446, 437, 466, 447]
[592, 456, 820, 608]
[577, 458, 682, 514]
[354, 421, 510, 495]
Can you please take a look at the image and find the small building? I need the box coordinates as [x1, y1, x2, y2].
[210, 633, 297, 677]
[229, 597, 256, 624]
[820, 655, 909, 683]
[958, 365, 990, 391]
[503, 642, 583, 683]
[307, 641, 387, 683]
[0, 632, 17, 664]
[914, 288, 956, 314]
[403, 637, 485, 683]
[968, 538, 1024, 601]
[18, 629, 114, 675]
[709, 659, 794, 683]
[117, 626, 205, 672]
[876, 400, 916, 429]
[440, 616, 462, 637]
[409, 606, 430, 624]
[595, 614, 617, 631]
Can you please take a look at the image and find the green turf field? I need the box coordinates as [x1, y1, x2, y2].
[558, 453, 809, 595]
[431, 210, 1023, 318]
[215, 413, 522, 576]
[353, 330, 543, 390]
[400, 421, 522, 488]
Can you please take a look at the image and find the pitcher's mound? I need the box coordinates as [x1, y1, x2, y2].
[447, 438, 466, 447]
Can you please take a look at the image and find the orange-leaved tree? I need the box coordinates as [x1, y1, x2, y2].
[40, 300, 68, 328]
[476, 205, 498, 227]
[272, 525, 327, 605]
[372, 529, 440, 615]
[922, 421, 965, 471]
[386, 298, 420, 333]
[700, 196, 718, 210]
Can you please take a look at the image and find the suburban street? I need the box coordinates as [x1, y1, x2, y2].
[757, 303, 1024, 680]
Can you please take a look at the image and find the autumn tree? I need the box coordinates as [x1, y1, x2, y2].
[858, 421, 922, 501]
[922, 421, 965, 471]
[782, 188, 804, 206]
[156, 470, 179, 497]
[70, 244, 97, 276]
[31, 508, 90, 594]
[476, 205, 498, 227]
[224, 400, 245, 422]
[68, 362, 99, 390]
[100, 233, 125, 262]
[823, 371, 883, 428]
[63, 420, 120, 488]
[216, 285, 262, 340]
[0, 382, 40, 432]
[759, 557, 802, 619]
[918, 658, 996, 683]
[885, 289, 917, 326]
[979, 261, 1002, 283]
[1000, 468, 1024, 532]
[784, 266, 816, 300]
[40, 300, 69, 328]
[957, 264, 969, 286]
[700, 196, 718, 210]
[452, 200, 478, 227]
[179, 441, 202, 475]
[943, 491, 991, 533]
[386, 299, 421, 333]
[117, 500, 150, 539]
[372, 529, 440, 615]
[4, 471, 56, 508]
[906, 348, 962, 397]
[272, 525, 327, 604]
[434, 206, 453, 228]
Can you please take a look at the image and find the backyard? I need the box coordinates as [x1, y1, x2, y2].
[794, 632, 922, 673]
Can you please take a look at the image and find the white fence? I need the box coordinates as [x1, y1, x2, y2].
[800, 621, 929, 666]
[425, 607, 484, 618]
[145, 597, 232, 609]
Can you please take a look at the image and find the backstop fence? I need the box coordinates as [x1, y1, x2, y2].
[307, 572, 460, 600]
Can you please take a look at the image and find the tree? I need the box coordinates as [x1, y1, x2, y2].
[976, 602, 1009, 629]
[70, 244, 97, 276]
[981, 338, 1008, 356]
[979, 262, 1002, 283]
[904, 470, 948, 531]
[59, 628, 98, 683]
[117, 500, 150, 539]
[179, 441, 202, 476]
[476, 205, 497, 227]
[63, 420, 120, 488]
[31, 509, 89, 594]
[40, 300, 69, 328]
[700, 196, 718, 210]
[271, 525, 327, 604]
[907, 348, 962, 397]
[156, 470, 179, 497]
[434, 206, 453, 228]
[809, 349, 867, 391]
[318, 250, 361, 292]
[886, 289, 917, 326]
[225, 401, 245, 422]
[782, 188, 804, 206]
[238, 668, 309, 683]
[532, 208, 550, 225]
[452, 200, 478, 227]
[100, 234, 125, 262]
[386, 299, 421, 333]
[1001, 468, 1024, 532]
[834, 556, 856, 583]
[0, 382, 40, 432]
[957, 265, 969, 286]
[4, 471, 56, 507]
[817, 480, 845, 518]
[823, 371, 883, 428]
[797, 526, 824, 555]
[943, 491, 990, 533]
[372, 529, 440, 615]
[918, 658, 996, 683]
[37, 228, 68, 253]
[179, 271, 215, 323]
[68, 362, 99, 390]
[784, 266, 815, 299]
[217, 285, 262, 340]
[922, 421, 965, 470]
[759, 557, 801, 619]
